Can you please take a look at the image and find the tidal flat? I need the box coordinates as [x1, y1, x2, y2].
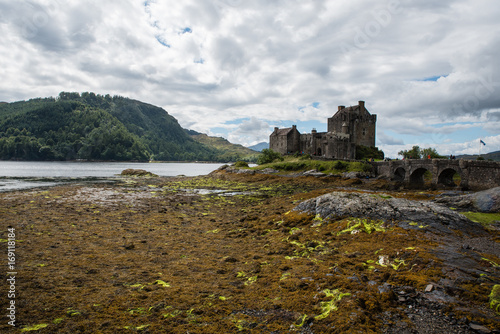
[0, 170, 498, 333]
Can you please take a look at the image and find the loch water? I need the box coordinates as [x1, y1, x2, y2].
[0, 161, 225, 192]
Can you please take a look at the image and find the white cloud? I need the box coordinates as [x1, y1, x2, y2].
[0, 0, 499, 155]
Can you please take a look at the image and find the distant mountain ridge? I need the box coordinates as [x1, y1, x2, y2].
[455, 150, 500, 161]
[0, 92, 258, 162]
[248, 142, 269, 152]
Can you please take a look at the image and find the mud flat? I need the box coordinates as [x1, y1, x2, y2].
[0, 170, 498, 333]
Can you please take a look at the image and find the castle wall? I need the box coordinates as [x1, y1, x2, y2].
[269, 135, 287, 154]
[269, 101, 376, 160]
[328, 102, 376, 148]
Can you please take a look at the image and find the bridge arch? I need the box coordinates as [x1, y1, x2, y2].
[409, 167, 430, 186]
[437, 167, 461, 187]
[393, 167, 406, 182]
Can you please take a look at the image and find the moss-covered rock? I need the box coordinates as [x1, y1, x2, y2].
[120, 169, 158, 177]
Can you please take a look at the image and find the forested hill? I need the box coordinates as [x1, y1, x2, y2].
[0, 92, 246, 162]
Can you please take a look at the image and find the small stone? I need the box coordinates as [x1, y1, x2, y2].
[378, 283, 392, 294]
[425, 284, 434, 292]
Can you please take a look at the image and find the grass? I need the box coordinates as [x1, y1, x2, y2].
[460, 211, 500, 229]
[254, 156, 372, 174]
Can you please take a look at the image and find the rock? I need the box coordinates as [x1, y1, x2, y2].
[236, 169, 255, 175]
[120, 169, 158, 177]
[293, 191, 484, 235]
[342, 171, 361, 179]
[343, 171, 373, 179]
[469, 323, 492, 333]
[378, 283, 392, 294]
[435, 186, 500, 213]
[302, 169, 327, 177]
[258, 168, 279, 174]
[225, 167, 256, 175]
[425, 284, 434, 292]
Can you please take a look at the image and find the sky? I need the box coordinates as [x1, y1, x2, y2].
[0, 0, 499, 158]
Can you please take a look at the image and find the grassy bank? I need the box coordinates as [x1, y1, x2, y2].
[253, 156, 373, 174]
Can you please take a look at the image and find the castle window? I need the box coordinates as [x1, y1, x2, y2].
[362, 128, 366, 136]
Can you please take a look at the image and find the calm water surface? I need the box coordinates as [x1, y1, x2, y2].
[0, 161, 225, 191]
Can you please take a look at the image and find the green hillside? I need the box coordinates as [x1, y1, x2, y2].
[0, 92, 253, 162]
[190, 133, 260, 162]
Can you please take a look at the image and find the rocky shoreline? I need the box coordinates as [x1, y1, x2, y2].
[0, 169, 498, 333]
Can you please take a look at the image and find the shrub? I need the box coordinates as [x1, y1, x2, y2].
[333, 161, 348, 171]
[257, 149, 284, 165]
[234, 161, 249, 168]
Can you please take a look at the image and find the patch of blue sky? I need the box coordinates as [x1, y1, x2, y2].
[225, 118, 250, 125]
[210, 127, 230, 137]
[194, 58, 204, 64]
[181, 27, 192, 34]
[298, 102, 320, 111]
[155, 35, 170, 48]
[416, 74, 449, 82]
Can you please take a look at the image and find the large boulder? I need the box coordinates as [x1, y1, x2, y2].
[434, 186, 500, 213]
[294, 191, 484, 235]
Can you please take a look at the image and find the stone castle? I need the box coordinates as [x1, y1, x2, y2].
[269, 101, 376, 160]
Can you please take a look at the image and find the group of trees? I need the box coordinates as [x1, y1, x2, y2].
[356, 145, 385, 160]
[0, 93, 229, 162]
[0, 102, 150, 161]
[398, 146, 446, 160]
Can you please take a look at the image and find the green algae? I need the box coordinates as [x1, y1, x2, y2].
[292, 314, 309, 329]
[481, 257, 499, 268]
[21, 323, 49, 332]
[337, 218, 387, 235]
[66, 308, 81, 317]
[123, 324, 150, 331]
[489, 285, 500, 314]
[315, 289, 351, 320]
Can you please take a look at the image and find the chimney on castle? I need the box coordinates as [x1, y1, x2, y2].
[274, 127, 279, 132]
[359, 101, 365, 111]
[338, 105, 345, 111]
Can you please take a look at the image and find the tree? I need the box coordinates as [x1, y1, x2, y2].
[421, 147, 445, 159]
[398, 146, 445, 159]
[356, 145, 384, 160]
[257, 149, 283, 165]
[398, 146, 421, 159]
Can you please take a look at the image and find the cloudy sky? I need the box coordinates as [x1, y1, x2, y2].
[1, 0, 499, 158]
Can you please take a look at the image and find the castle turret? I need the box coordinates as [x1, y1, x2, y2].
[342, 122, 349, 134]
[358, 101, 365, 111]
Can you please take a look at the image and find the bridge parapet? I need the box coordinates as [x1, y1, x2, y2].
[371, 159, 500, 190]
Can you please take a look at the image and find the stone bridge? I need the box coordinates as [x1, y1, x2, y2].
[371, 159, 500, 190]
